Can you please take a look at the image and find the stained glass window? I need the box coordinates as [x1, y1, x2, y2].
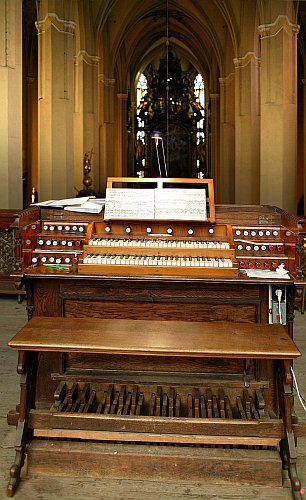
[194, 74, 205, 142]
[136, 73, 147, 142]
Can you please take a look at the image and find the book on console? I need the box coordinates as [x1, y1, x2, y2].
[104, 187, 207, 221]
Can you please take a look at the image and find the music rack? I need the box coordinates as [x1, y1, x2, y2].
[105, 177, 215, 223]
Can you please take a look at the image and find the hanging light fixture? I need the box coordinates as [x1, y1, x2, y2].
[166, 0, 169, 170]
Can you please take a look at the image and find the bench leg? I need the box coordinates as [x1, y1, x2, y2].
[279, 360, 302, 499]
[7, 352, 37, 497]
[301, 285, 306, 314]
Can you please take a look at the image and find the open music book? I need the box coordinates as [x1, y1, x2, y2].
[104, 188, 207, 221]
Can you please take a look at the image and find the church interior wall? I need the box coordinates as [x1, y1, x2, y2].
[1, 0, 306, 215]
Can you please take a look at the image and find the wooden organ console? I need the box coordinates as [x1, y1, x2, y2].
[6, 178, 306, 498]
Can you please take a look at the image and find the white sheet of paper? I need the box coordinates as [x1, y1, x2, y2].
[104, 188, 155, 219]
[154, 188, 207, 220]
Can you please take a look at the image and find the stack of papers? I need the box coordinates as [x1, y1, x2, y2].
[32, 197, 105, 214]
[244, 268, 290, 279]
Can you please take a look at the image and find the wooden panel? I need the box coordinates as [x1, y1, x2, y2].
[59, 279, 264, 300]
[77, 264, 238, 277]
[36, 352, 63, 402]
[33, 429, 280, 446]
[65, 352, 244, 374]
[32, 279, 61, 316]
[9, 317, 300, 359]
[28, 411, 285, 437]
[215, 204, 283, 226]
[63, 299, 259, 323]
[27, 277, 269, 323]
[27, 440, 283, 486]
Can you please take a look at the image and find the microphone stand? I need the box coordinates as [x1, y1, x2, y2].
[151, 131, 168, 177]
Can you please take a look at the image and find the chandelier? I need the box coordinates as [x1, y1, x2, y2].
[138, 49, 203, 125]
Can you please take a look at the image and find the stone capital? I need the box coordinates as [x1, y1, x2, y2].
[233, 52, 260, 69]
[98, 74, 116, 87]
[36, 13, 76, 35]
[258, 15, 299, 38]
[75, 51, 99, 67]
[219, 73, 234, 87]
[117, 93, 128, 100]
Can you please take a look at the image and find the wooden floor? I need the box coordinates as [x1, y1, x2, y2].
[0, 296, 305, 499]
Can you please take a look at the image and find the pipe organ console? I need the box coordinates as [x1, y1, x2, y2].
[6, 179, 306, 498]
[25, 217, 295, 275]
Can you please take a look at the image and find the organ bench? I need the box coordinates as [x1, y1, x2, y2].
[6, 317, 303, 498]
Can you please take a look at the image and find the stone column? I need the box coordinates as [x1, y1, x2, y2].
[258, 15, 299, 213]
[24, 75, 38, 206]
[209, 93, 220, 202]
[302, 79, 306, 214]
[98, 74, 115, 189]
[234, 53, 260, 204]
[0, 0, 22, 208]
[74, 51, 99, 194]
[219, 75, 235, 203]
[128, 100, 137, 177]
[114, 93, 128, 177]
[36, 12, 76, 201]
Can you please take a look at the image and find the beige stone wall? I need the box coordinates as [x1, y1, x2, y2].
[234, 53, 260, 205]
[0, 0, 22, 209]
[2, 0, 304, 213]
[259, 15, 299, 214]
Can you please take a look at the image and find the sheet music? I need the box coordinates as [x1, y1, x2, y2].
[154, 189, 207, 220]
[31, 196, 102, 213]
[64, 199, 105, 213]
[104, 187, 207, 221]
[104, 188, 155, 219]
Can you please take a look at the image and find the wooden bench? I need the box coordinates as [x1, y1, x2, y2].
[6, 317, 303, 498]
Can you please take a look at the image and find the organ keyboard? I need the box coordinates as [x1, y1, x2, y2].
[79, 219, 237, 276]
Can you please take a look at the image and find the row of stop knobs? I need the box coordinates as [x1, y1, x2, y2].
[32, 255, 78, 264]
[236, 243, 283, 252]
[103, 226, 215, 236]
[239, 260, 283, 269]
[38, 239, 82, 247]
[43, 224, 85, 232]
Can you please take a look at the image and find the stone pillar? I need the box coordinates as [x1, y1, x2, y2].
[74, 51, 99, 194]
[114, 93, 128, 177]
[258, 15, 299, 213]
[128, 100, 137, 177]
[98, 74, 115, 189]
[303, 79, 306, 214]
[0, 0, 22, 208]
[36, 12, 76, 201]
[209, 93, 220, 202]
[234, 53, 260, 204]
[24, 75, 38, 206]
[219, 75, 235, 204]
